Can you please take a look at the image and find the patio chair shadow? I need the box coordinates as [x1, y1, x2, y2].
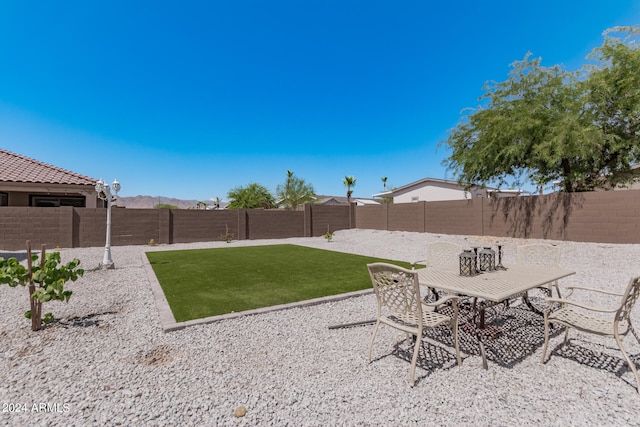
[549, 339, 640, 382]
[388, 335, 463, 385]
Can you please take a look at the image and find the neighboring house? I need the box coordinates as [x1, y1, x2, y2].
[315, 195, 380, 206]
[0, 149, 99, 207]
[613, 164, 640, 191]
[372, 177, 505, 204]
[551, 164, 640, 193]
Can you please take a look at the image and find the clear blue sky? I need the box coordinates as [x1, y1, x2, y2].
[1, 1, 639, 202]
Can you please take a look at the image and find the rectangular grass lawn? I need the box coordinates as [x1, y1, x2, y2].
[146, 244, 415, 322]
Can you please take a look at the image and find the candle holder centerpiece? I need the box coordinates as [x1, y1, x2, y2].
[495, 244, 507, 270]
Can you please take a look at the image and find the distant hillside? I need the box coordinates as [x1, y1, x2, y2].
[116, 195, 201, 209]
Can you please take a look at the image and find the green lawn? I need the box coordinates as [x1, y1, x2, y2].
[146, 244, 415, 322]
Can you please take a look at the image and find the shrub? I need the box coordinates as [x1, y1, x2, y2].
[0, 243, 84, 331]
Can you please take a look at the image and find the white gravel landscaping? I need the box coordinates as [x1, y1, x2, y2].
[1, 229, 639, 426]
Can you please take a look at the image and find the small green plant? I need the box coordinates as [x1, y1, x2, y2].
[323, 226, 334, 242]
[0, 243, 84, 331]
[148, 238, 156, 246]
[218, 224, 234, 243]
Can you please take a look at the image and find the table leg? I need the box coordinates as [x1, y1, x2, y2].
[462, 299, 492, 369]
[522, 292, 544, 316]
[478, 334, 488, 370]
[466, 300, 489, 369]
[477, 302, 488, 369]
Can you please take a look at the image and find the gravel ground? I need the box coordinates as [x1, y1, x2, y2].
[1, 229, 639, 426]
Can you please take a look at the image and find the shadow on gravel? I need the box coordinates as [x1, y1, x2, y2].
[420, 298, 562, 368]
[368, 297, 566, 385]
[551, 339, 640, 382]
[391, 338, 461, 384]
[0, 252, 28, 262]
[51, 311, 118, 329]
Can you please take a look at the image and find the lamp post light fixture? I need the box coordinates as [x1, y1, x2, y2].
[95, 178, 120, 270]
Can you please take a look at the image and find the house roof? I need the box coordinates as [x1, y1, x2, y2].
[372, 177, 495, 197]
[0, 149, 97, 186]
[316, 195, 379, 205]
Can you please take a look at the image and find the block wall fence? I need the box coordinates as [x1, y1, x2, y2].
[355, 191, 640, 243]
[0, 191, 638, 250]
[0, 204, 353, 250]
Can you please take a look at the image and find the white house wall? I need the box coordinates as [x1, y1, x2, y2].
[394, 184, 476, 203]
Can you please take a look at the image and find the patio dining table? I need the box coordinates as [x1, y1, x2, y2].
[417, 264, 575, 368]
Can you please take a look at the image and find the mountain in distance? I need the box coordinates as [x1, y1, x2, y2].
[116, 195, 209, 209]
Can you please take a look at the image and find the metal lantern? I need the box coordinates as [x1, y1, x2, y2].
[459, 250, 477, 277]
[479, 247, 496, 272]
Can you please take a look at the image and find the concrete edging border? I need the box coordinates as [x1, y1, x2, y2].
[142, 252, 373, 332]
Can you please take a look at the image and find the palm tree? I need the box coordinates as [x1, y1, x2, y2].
[227, 183, 275, 209]
[276, 170, 316, 209]
[343, 176, 357, 204]
[381, 177, 388, 191]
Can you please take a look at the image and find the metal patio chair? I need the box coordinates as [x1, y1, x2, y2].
[412, 241, 462, 272]
[517, 243, 563, 297]
[412, 241, 463, 304]
[541, 276, 640, 393]
[367, 262, 462, 386]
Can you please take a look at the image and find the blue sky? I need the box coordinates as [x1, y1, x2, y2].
[1, 1, 639, 202]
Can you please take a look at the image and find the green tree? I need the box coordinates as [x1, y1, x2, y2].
[276, 170, 316, 209]
[154, 203, 179, 209]
[582, 26, 640, 188]
[343, 176, 357, 203]
[441, 26, 640, 193]
[227, 183, 275, 209]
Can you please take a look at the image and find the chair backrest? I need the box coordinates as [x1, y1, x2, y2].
[425, 242, 462, 271]
[367, 263, 422, 321]
[516, 243, 561, 268]
[617, 276, 640, 325]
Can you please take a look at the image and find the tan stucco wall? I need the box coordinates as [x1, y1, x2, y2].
[0, 182, 97, 207]
[393, 182, 487, 203]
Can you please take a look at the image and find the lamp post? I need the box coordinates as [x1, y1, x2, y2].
[95, 178, 120, 270]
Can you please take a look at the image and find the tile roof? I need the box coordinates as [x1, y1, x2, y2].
[0, 149, 97, 186]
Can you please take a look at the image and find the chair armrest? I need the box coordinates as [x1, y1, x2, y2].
[423, 295, 458, 308]
[565, 286, 623, 298]
[411, 260, 427, 270]
[544, 297, 618, 313]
